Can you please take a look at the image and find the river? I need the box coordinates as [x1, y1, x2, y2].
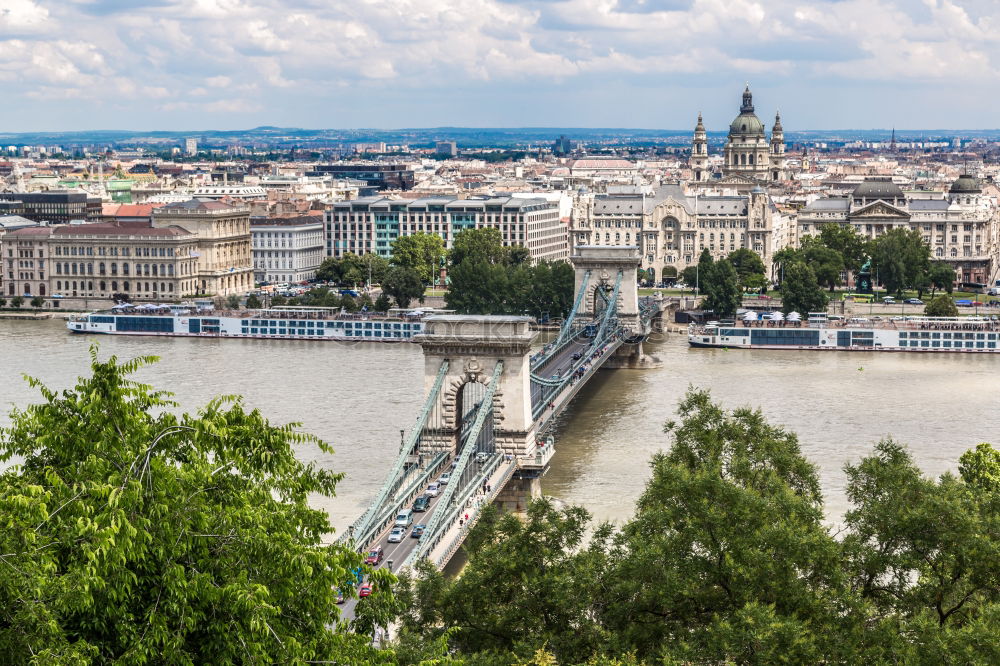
[2, 320, 999, 531]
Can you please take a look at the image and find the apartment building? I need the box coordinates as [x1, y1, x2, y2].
[251, 215, 324, 284]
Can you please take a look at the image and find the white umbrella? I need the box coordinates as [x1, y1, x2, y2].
[770, 311, 785, 321]
[743, 311, 757, 321]
[787, 311, 801, 320]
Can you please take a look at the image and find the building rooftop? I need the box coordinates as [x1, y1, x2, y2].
[52, 223, 193, 237]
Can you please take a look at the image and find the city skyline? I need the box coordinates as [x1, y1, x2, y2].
[3, 0, 1000, 132]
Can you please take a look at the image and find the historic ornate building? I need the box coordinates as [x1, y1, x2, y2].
[797, 176, 998, 285]
[690, 86, 786, 183]
[570, 184, 787, 282]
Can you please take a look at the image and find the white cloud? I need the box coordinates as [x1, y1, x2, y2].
[3, 0, 1000, 128]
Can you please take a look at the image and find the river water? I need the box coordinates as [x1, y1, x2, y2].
[2, 320, 999, 531]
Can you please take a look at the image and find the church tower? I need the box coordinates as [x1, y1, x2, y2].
[723, 85, 770, 180]
[690, 112, 708, 181]
[769, 111, 786, 181]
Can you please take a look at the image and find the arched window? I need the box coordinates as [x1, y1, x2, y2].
[123, 263, 130, 275]
[152, 264, 158, 276]
[87, 263, 93, 275]
[741, 154, 747, 165]
[39, 284, 45, 296]
[87, 281, 93, 291]
[55, 263, 61, 274]
[124, 281, 130, 292]
[56, 281, 61, 290]
[99, 281, 106, 291]
[99, 262, 105, 274]
[168, 264, 174, 276]
[71, 263, 78, 275]
[951, 248, 957, 257]
[935, 247, 944, 257]
[112, 281, 118, 291]
[160, 282, 166, 293]
[748, 154, 754, 165]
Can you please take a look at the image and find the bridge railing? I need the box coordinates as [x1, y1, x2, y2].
[404, 361, 504, 567]
[342, 361, 450, 546]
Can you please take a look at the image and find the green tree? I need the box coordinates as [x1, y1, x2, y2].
[391, 233, 446, 284]
[602, 390, 848, 663]
[0, 298, 6, 307]
[338, 253, 368, 286]
[701, 259, 741, 318]
[869, 228, 931, 296]
[959, 443, 1000, 492]
[771, 246, 804, 285]
[316, 257, 341, 283]
[819, 224, 868, 274]
[802, 237, 845, 291]
[396, 500, 608, 664]
[30, 296, 44, 309]
[449, 227, 509, 266]
[360, 253, 391, 286]
[843, 440, 1000, 650]
[245, 293, 262, 309]
[507, 245, 531, 267]
[680, 265, 699, 287]
[271, 294, 287, 306]
[373, 292, 391, 313]
[10, 295, 23, 309]
[225, 294, 241, 309]
[780, 261, 829, 315]
[726, 248, 766, 282]
[928, 261, 956, 295]
[381, 266, 425, 309]
[444, 260, 509, 314]
[0, 350, 388, 663]
[924, 293, 959, 317]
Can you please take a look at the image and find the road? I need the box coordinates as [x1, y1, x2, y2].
[339, 456, 490, 622]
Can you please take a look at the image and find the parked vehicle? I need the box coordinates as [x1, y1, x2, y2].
[904, 298, 923, 305]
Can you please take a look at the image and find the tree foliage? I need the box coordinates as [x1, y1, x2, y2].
[869, 228, 931, 296]
[445, 229, 573, 317]
[245, 293, 262, 309]
[924, 294, 959, 317]
[818, 224, 868, 274]
[391, 233, 446, 285]
[316, 253, 391, 287]
[801, 237, 845, 291]
[394, 392, 1000, 664]
[726, 248, 766, 282]
[928, 261, 956, 295]
[381, 266, 425, 309]
[0, 349, 387, 664]
[780, 261, 829, 315]
[700, 259, 741, 318]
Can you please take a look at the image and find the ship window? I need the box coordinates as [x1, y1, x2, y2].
[977, 342, 985, 348]
[977, 333, 985, 340]
[990, 342, 996, 349]
[966, 341, 974, 348]
[932, 332, 941, 339]
[922, 341, 929, 347]
[899, 332, 907, 338]
[943, 341, 951, 348]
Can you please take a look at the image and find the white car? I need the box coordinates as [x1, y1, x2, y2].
[426, 482, 440, 497]
[387, 526, 405, 543]
[439, 472, 451, 485]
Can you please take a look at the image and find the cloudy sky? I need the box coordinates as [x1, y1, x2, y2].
[1, 0, 999, 131]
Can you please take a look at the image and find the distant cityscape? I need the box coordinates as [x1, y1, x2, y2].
[2, 86, 1000, 309]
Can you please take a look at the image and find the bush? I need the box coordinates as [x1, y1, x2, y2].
[10, 296, 24, 309]
[30, 296, 44, 309]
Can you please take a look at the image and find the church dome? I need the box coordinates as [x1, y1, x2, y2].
[852, 177, 904, 201]
[950, 174, 981, 194]
[729, 113, 765, 137]
[728, 86, 765, 137]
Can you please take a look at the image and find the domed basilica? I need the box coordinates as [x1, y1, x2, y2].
[690, 86, 786, 183]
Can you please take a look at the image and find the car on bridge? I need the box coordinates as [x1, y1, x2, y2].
[387, 526, 406, 543]
[475, 451, 490, 463]
[395, 509, 414, 527]
[425, 482, 440, 497]
[572, 352, 583, 360]
[336, 589, 345, 604]
[413, 495, 431, 512]
[439, 472, 452, 485]
[364, 546, 383, 565]
[411, 524, 426, 538]
[359, 583, 373, 598]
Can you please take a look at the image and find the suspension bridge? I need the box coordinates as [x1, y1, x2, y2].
[340, 247, 663, 590]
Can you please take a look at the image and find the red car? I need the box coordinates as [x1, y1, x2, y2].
[364, 546, 383, 565]
[359, 583, 373, 598]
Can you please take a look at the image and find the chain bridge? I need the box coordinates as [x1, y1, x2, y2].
[340, 247, 663, 584]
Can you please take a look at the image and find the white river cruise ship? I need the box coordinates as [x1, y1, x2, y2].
[67, 305, 429, 342]
[688, 314, 1000, 353]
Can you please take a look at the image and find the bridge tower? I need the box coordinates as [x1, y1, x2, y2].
[570, 245, 660, 368]
[416, 315, 541, 458]
[571, 246, 642, 333]
[415, 315, 547, 511]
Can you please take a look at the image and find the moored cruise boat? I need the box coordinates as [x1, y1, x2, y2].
[67, 305, 429, 342]
[689, 313, 1000, 353]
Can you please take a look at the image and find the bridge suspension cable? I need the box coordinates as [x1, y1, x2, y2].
[345, 360, 450, 545]
[553, 269, 590, 348]
[405, 360, 504, 567]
